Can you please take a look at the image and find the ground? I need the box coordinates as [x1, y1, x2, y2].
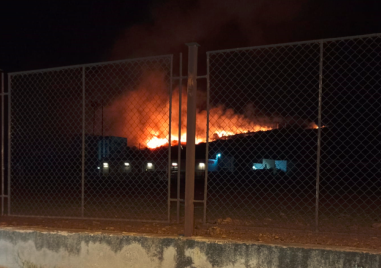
[1, 214, 381, 251]
[2, 176, 381, 251]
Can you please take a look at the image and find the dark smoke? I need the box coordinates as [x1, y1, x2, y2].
[102, 0, 317, 149]
[110, 0, 307, 59]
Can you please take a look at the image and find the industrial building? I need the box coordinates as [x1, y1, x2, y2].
[11, 127, 319, 183]
[91, 130, 293, 180]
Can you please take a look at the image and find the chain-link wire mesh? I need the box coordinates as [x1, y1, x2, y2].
[205, 34, 381, 233]
[84, 56, 173, 221]
[6, 34, 381, 233]
[10, 68, 83, 217]
[319, 35, 381, 232]
[9, 55, 173, 221]
[206, 43, 321, 230]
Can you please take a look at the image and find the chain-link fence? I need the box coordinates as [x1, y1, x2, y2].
[8, 55, 173, 222]
[3, 34, 380, 235]
[319, 36, 381, 232]
[205, 34, 381, 233]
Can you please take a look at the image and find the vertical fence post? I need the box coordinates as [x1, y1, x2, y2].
[1, 71, 4, 216]
[7, 74, 11, 215]
[81, 66, 86, 218]
[184, 43, 199, 236]
[315, 41, 324, 232]
[177, 53, 183, 224]
[203, 54, 210, 224]
[168, 55, 173, 223]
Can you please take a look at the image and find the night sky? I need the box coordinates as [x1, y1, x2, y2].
[1, 0, 380, 73]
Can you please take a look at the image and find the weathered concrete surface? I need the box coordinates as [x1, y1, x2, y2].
[0, 227, 380, 268]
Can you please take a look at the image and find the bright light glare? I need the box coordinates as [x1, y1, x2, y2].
[217, 153, 221, 158]
[172, 163, 178, 166]
[199, 163, 205, 168]
[97, 167, 100, 170]
[124, 162, 130, 166]
[147, 162, 153, 168]
[252, 165, 256, 170]
[103, 163, 109, 168]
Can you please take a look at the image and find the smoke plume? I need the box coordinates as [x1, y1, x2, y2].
[102, 0, 313, 148]
[102, 71, 284, 148]
[110, 0, 306, 59]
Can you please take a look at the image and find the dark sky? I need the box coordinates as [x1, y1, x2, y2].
[0, 0, 380, 72]
[0, 0, 164, 72]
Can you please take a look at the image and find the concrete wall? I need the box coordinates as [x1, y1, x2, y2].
[0, 227, 380, 268]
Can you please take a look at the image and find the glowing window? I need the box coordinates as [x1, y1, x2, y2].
[252, 163, 263, 170]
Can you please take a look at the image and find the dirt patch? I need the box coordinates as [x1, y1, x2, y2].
[1, 215, 380, 251]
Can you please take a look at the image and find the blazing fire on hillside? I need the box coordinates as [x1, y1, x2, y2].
[102, 71, 319, 149]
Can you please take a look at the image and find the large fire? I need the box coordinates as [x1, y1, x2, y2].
[102, 71, 316, 149]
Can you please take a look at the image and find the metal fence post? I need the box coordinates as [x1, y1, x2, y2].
[184, 43, 199, 236]
[7, 74, 11, 215]
[315, 41, 324, 232]
[203, 54, 210, 224]
[1, 71, 4, 216]
[81, 66, 86, 218]
[167, 55, 173, 223]
[177, 53, 183, 224]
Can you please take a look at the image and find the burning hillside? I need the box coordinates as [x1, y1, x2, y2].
[102, 71, 317, 149]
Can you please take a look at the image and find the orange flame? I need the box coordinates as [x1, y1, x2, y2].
[102, 71, 316, 149]
[309, 122, 326, 129]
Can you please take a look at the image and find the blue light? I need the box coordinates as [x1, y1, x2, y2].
[217, 153, 221, 158]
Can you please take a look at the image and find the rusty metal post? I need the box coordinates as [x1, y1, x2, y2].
[184, 43, 199, 236]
